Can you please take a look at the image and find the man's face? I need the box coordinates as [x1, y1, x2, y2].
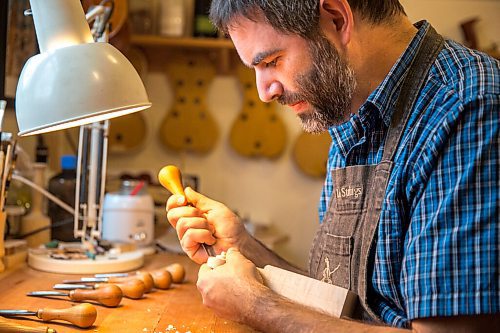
[229, 16, 356, 133]
[278, 35, 356, 133]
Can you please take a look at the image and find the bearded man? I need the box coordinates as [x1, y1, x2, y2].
[166, 1, 499, 331]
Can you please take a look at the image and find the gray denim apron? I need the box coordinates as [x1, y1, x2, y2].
[308, 24, 444, 322]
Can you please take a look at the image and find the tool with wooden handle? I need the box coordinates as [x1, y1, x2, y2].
[0, 303, 97, 328]
[158, 165, 216, 257]
[0, 317, 56, 333]
[27, 284, 122, 307]
[63, 271, 154, 293]
[94, 270, 172, 290]
[54, 279, 146, 299]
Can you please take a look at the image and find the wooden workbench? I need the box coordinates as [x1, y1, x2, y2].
[0, 253, 257, 333]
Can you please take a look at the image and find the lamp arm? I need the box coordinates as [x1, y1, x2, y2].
[11, 174, 75, 215]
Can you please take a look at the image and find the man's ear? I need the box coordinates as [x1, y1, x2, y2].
[319, 0, 353, 46]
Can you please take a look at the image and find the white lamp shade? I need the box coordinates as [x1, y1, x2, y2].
[15, 0, 151, 136]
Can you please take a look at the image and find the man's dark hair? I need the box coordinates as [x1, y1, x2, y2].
[210, 0, 406, 38]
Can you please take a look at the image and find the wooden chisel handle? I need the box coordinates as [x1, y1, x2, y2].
[110, 272, 154, 293]
[0, 317, 56, 333]
[158, 165, 216, 257]
[141, 270, 172, 290]
[36, 303, 96, 328]
[165, 263, 186, 283]
[96, 280, 146, 299]
[69, 284, 122, 307]
[158, 165, 185, 196]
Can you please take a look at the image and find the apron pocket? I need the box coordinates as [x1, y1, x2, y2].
[314, 234, 353, 289]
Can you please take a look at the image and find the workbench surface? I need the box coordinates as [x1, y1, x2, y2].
[0, 253, 256, 333]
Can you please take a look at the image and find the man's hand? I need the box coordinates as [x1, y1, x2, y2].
[196, 248, 266, 323]
[166, 187, 249, 264]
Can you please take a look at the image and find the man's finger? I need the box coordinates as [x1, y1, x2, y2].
[185, 187, 222, 211]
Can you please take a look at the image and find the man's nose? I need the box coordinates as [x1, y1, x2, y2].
[255, 71, 283, 103]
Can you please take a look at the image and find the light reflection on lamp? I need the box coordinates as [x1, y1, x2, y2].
[15, 0, 151, 136]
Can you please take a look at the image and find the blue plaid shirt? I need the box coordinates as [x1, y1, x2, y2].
[318, 21, 499, 327]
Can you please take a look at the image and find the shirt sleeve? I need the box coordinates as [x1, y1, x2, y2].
[402, 93, 499, 320]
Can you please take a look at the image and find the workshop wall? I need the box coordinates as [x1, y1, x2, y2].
[401, 0, 500, 49]
[5, 0, 499, 268]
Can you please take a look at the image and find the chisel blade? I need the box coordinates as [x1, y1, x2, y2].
[27, 291, 67, 297]
[0, 310, 37, 316]
[53, 284, 93, 290]
[94, 273, 128, 278]
[80, 277, 107, 282]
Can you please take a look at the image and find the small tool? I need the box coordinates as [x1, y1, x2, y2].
[63, 271, 154, 292]
[27, 284, 122, 307]
[0, 317, 56, 333]
[95, 269, 172, 290]
[158, 165, 216, 257]
[0, 303, 97, 328]
[54, 278, 146, 299]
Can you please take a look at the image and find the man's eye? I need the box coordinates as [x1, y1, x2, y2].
[265, 58, 278, 68]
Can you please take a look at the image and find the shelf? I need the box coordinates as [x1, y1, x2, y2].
[130, 34, 235, 50]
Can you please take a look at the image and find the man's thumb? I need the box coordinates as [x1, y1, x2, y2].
[185, 187, 217, 210]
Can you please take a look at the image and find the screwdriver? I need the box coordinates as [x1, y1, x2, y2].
[0, 317, 56, 333]
[0, 303, 97, 328]
[27, 284, 122, 307]
[94, 269, 172, 290]
[54, 278, 146, 299]
[158, 165, 216, 257]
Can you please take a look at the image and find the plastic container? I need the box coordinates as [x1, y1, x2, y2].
[48, 155, 77, 242]
[102, 180, 155, 247]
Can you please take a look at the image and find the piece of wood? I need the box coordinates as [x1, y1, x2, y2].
[108, 113, 147, 154]
[204, 252, 357, 318]
[0, 211, 6, 272]
[159, 53, 219, 154]
[292, 131, 332, 178]
[258, 265, 357, 318]
[229, 66, 287, 159]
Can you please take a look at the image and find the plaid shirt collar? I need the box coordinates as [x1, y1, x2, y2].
[328, 21, 430, 157]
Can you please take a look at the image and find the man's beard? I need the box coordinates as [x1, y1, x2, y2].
[278, 35, 356, 133]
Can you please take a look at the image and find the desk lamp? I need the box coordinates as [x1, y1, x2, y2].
[15, 0, 151, 135]
[11, 0, 152, 273]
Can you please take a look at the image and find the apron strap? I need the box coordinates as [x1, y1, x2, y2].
[382, 25, 445, 162]
[358, 24, 445, 322]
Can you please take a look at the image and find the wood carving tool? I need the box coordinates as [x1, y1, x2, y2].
[27, 284, 122, 307]
[0, 317, 56, 333]
[54, 278, 146, 299]
[97, 263, 187, 284]
[62, 271, 154, 292]
[158, 165, 216, 257]
[93, 269, 172, 290]
[0, 303, 97, 328]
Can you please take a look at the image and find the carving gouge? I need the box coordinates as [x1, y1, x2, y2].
[63, 271, 154, 292]
[158, 165, 216, 257]
[27, 284, 122, 307]
[94, 269, 172, 290]
[0, 303, 97, 328]
[0, 317, 56, 333]
[54, 278, 146, 299]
